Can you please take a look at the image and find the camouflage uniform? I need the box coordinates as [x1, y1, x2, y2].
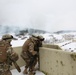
[21, 35, 44, 75]
[0, 34, 19, 75]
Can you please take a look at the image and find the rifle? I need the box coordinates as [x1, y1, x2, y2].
[29, 54, 38, 67]
[12, 60, 21, 72]
[34, 42, 41, 70]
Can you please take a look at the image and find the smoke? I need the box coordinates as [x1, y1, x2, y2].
[0, 0, 76, 32]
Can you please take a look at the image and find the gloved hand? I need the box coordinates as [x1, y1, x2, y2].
[32, 51, 37, 55]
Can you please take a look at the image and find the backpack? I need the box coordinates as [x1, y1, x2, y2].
[0, 40, 9, 62]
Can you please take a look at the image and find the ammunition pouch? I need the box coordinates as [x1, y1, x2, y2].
[0, 63, 9, 72]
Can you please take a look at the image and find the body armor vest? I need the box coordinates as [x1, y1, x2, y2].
[0, 40, 9, 62]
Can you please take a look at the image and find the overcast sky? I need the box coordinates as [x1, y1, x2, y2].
[0, 0, 76, 32]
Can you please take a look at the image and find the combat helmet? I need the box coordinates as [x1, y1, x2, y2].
[2, 34, 14, 40]
[37, 35, 44, 41]
[32, 34, 38, 38]
[32, 34, 44, 41]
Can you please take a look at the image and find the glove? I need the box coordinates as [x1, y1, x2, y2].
[32, 51, 37, 55]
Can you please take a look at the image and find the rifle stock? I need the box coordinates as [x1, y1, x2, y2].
[8, 54, 21, 72]
[12, 60, 21, 72]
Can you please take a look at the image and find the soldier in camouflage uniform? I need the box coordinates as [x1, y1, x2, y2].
[21, 35, 44, 75]
[0, 34, 19, 75]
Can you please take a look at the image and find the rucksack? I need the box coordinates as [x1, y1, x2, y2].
[0, 40, 9, 62]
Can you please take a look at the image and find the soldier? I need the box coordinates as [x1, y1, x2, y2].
[21, 35, 44, 75]
[0, 34, 20, 75]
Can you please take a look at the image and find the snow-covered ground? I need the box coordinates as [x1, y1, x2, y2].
[11, 66, 45, 75]
[10, 32, 76, 52]
[57, 40, 76, 52]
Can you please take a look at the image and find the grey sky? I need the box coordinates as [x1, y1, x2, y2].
[0, 0, 76, 32]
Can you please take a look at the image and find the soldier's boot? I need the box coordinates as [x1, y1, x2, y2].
[28, 68, 36, 75]
[28, 71, 36, 75]
[32, 65, 39, 71]
[23, 68, 28, 74]
[36, 66, 40, 71]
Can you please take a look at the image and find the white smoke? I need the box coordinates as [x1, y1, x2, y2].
[0, 0, 76, 32]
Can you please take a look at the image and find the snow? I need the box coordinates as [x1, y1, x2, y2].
[58, 41, 76, 52]
[11, 66, 45, 75]
[41, 33, 76, 52]
[10, 32, 76, 52]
